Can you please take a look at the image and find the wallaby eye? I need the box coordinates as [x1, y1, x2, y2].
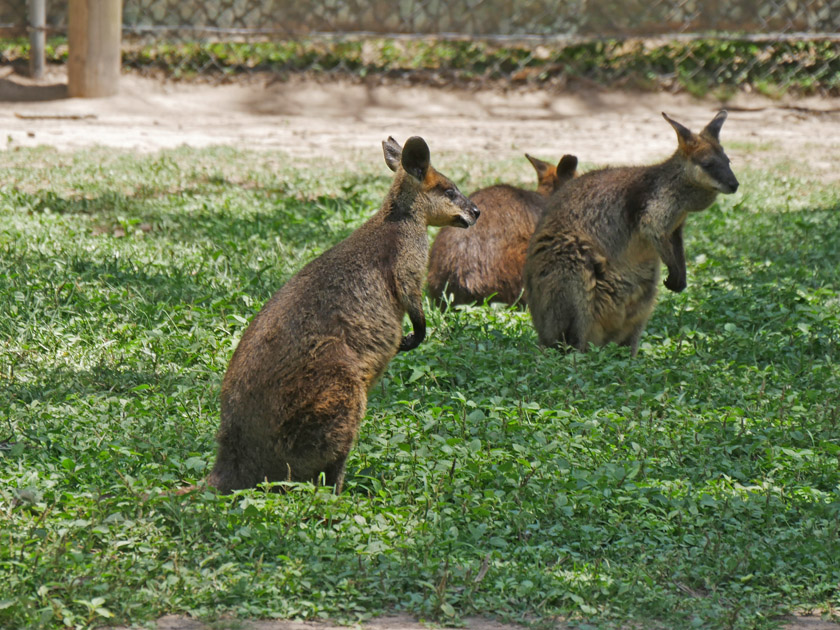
[444, 188, 457, 201]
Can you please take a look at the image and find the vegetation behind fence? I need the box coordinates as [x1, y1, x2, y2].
[1, 1, 839, 94]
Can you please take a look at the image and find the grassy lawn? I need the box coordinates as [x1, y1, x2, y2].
[0, 145, 838, 630]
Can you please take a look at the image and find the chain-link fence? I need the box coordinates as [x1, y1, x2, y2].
[2, 0, 839, 94]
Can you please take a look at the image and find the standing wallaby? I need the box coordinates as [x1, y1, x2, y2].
[427, 153, 578, 307]
[206, 136, 479, 494]
[524, 111, 738, 355]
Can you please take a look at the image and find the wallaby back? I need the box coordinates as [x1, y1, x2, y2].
[207, 136, 478, 494]
[524, 110, 738, 355]
[428, 153, 578, 307]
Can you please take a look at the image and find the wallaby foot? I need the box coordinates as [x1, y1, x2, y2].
[322, 456, 349, 493]
[531, 293, 589, 353]
[618, 324, 645, 357]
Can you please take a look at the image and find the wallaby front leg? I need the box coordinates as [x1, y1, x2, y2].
[661, 224, 687, 293]
[399, 300, 426, 352]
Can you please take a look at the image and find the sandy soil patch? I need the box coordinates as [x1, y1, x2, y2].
[3, 67, 840, 184]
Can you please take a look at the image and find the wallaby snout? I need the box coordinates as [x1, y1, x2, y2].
[697, 155, 739, 195]
[717, 171, 739, 195]
[432, 186, 480, 229]
[452, 197, 480, 228]
[696, 147, 739, 195]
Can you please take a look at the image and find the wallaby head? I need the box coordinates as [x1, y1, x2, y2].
[526, 153, 580, 196]
[663, 110, 739, 195]
[383, 136, 480, 228]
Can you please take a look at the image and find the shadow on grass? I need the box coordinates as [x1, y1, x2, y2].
[0, 247, 222, 314]
[0, 363, 213, 407]
[5, 183, 372, 253]
[1, 183, 383, 318]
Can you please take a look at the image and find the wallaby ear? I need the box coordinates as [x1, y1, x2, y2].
[401, 136, 430, 181]
[662, 112, 695, 151]
[701, 109, 728, 141]
[382, 136, 403, 172]
[557, 154, 578, 178]
[526, 153, 553, 178]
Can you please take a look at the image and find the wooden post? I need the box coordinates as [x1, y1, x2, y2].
[28, 0, 46, 79]
[68, 0, 122, 97]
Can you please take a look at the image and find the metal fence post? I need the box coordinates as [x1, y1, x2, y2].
[28, 0, 46, 79]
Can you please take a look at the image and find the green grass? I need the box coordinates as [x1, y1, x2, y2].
[0, 145, 839, 630]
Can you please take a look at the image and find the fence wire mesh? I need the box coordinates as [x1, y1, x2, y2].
[2, 0, 839, 94]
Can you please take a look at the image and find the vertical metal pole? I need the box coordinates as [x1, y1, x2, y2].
[29, 0, 46, 79]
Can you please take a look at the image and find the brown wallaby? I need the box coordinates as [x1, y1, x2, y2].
[206, 136, 479, 494]
[524, 110, 738, 355]
[427, 153, 578, 307]
[526, 153, 579, 196]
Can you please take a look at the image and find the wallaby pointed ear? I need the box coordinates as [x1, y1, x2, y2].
[557, 154, 578, 178]
[662, 112, 695, 150]
[526, 153, 553, 178]
[401, 136, 430, 181]
[382, 136, 403, 172]
[702, 109, 728, 141]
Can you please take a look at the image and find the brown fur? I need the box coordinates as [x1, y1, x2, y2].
[427, 153, 578, 307]
[206, 136, 479, 494]
[524, 111, 739, 355]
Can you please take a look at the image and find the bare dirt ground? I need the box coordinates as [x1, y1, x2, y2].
[3, 66, 838, 630]
[3, 66, 840, 183]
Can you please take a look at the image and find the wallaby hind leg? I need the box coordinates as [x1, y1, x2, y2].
[619, 323, 646, 357]
[208, 422, 274, 493]
[288, 427, 354, 493]
[533, 304, 589, 352]
[529, 276, 590, 352]
[561, 314, 590, 352]
[282, 371, 367, 493]
[322, 456, 350, 493]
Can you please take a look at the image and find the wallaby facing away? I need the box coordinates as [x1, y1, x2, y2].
[427, 153, 578, 307]
[526, 153, 579, 196]
[524, 111, 738, 355]
[206, 137, 479, 494]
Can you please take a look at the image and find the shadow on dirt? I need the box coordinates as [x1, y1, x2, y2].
[0, 69, 68, 102]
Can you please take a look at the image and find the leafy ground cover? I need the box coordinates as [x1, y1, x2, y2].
[0, 146, 838, 629]
[3, 36, 839, 96]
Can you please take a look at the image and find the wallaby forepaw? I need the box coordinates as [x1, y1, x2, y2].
[664, 274, 687, 293]
[398, 334, 419, 352]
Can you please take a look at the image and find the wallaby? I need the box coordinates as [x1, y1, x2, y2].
[526, 153, 578, 196]
[206, 136, 479, 494]
[524, 110, 738, 355]
[427, 153, 578, 307]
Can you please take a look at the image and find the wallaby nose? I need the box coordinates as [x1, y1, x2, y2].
[727, 176, 739, 194]
[471, 204, 481, 221]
